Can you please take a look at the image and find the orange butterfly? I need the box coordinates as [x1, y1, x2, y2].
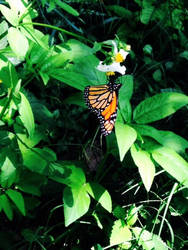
[84, 82, 121, 136]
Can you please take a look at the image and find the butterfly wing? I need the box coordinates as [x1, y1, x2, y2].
[84, 83, 121, 136]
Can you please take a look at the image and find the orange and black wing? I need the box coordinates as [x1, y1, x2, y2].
[84, 83, 121, 136]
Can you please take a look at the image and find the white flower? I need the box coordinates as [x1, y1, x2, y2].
[97, 61, 126, 75]
[96, 40, 130, 75]
[112, 41, 129, 63]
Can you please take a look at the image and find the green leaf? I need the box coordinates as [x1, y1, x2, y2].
[49, 162, 86, 188]
[133, 124, 188, 154]
[152, 146, 188, 188]
[17, 170, 47, 196]
[113, 205, 126, 220]
[127, 205, 139, 226]
[50, 55, 106, 90]
[7, 27, 29, 58]
[141, 5, 154, 24]
[16, 130, 44, 150]
[0, 157, 16, 188]
[0, 194, 13, 220]
[133, 92, 188, 124]
[131, 144, 155, 192]
[180, 51, 188, 60]
[107, 5, 132, 18]
[132, 227, 168, 250]
[6, 189, 26, 216]
[64, 92, 86, 108]
[92, 244, 103, 250]
[115, 123, 137, 161]
[110, 220, 132, 247]
[18, 92, 35, 137]
[20, 148, 48, 175]
[85, 182, 112, 212]
[0, 60, 18, 88]
[63, 185, 90, 226]
[6, 0, 27, 15]
[0, 4, 18, 26]
[57, 39, 93, 62]
[119, 75, 133, 122]
[143, 44, 152, 55]
[153, 69, 162, 82]
[0, 20, 8, 49]
[39, 71, 50, 85]
[55, 0, 79, 16]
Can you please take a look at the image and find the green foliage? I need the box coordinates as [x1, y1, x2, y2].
[133, 92, 188, 124]
[131, 145, 155, 192]
[0, 0, 187, 249]
[132, 227, 169, 250]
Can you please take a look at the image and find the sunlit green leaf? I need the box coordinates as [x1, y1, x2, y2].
[7, 27, 29, 58]
[0, 4, 18, 26]
[110, 220, 132, 247]
[152, 146, 188, 188]
[6, 189, 26, 216]
[18, 92, 35, 137]
[127, 204, 139, 226]
[132, 227, 168, 250]
[115, 122, 137, 161]
[0, 157, 16, 188]
[50, 162, 86, 188]
[133, 92, 188, 124]
[0, 20, 8, 49]
[131, 144, 155, 192]
[119, 75, 133, 122]
[134, 124, 188, 154]
[86, 182, 112, 212]
[20, 148, 48, 175]
[63, 185, 90, 226]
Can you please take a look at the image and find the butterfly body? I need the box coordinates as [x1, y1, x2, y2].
[84, 82, 121, 136]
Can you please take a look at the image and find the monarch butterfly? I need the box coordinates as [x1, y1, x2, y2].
[84, 82, 121, 136]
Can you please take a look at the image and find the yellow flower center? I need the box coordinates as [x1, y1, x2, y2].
[115, 52, 124, 63]
[106, 71, 115, 76]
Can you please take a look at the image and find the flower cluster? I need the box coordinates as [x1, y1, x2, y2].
[97, 41, 131, 76]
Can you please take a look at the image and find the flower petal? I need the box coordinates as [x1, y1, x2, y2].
[119, 49, 129, 60]
[97, 61, 126, 75]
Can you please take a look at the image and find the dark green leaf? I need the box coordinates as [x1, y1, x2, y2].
[56, 0, 79, 16]
[0, 194, 13, 220]
[6, 189, 26, 216]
